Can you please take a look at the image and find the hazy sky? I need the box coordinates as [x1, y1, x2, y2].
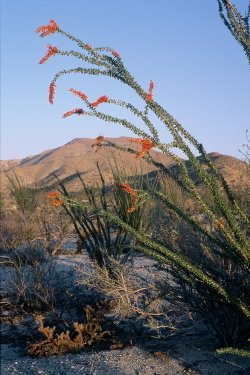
[1, 0, 249, 160]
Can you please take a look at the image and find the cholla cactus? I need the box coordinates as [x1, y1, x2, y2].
[28, 305, 111, 357]
[36, 16, 249, 345]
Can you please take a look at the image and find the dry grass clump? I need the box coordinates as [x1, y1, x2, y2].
[1, 248, 58, 315]
[77, 259, 176, 333]
[28, 305, 111, 357]
[1, 172, 73, 254]
[0, 209, 41, 251]
[0, 200, 72, 255]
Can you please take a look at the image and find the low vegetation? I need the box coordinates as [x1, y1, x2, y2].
[28, 305, 111, 357]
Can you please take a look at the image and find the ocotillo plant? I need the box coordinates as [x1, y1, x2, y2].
[55, 162, 151, 276]
[37, 17, 249, 345]
[217, 0, 250, 63]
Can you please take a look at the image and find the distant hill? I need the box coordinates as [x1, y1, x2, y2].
[170, 152, 249, 192]
[0, 137, 173, 192]
[1, 138, 249, 196]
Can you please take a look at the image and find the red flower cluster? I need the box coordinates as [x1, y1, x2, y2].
[47, 191, 64, 207]
[91, 136, 105, 148]
[119, 183, 137, 197]
[225, 0, 233, 9]
[47, 191, 60, 198]
[90, 95, 109, 108]
[63, 108, 84, 118]
[69, 88, 88, 101]
[145, 80, 155, 101]
[49, 82, 56, 104]
[112, 50, 120, 58]
[127, 205, 137, 213]
[118, 183, 138, 213]
[217, 218, 225, 229]
[39, 45, 59, 64]
[130, 138, 154, 158]
[36, 19, 59, 37]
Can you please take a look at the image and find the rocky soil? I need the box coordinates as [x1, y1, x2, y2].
[1, 246, 249, 375]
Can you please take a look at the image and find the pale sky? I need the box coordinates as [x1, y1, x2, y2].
[1, 0, 249, 160]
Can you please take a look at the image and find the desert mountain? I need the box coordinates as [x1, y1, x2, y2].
[169, 152, 249, 193]
[0, 137, 173, 192]
[1, 137, 249, 195]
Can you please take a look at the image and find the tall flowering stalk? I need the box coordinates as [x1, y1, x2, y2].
[39, 45, 59, 64]
[36, 19, 59, 37]
[49, 82, 56, 104]
[36, 16, 250, 345]
[129, 138, 154, 159]
[145, 80, 155, 101]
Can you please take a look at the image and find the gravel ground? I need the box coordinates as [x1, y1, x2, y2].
[1, 249, 249, 375]
[1, 344, 198, 375]
[1, 336, 250, 375]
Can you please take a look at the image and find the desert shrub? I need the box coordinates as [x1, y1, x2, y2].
[57, 163, 152, 274]
[6, 244, 49, 267]
[0, 210, 39, 250]
[77, 258, 177, 334]
[6, 172, 39, 213]
[0, 197, 72, 254]
[35, 200, 73, 255]
[1, 246, 57, 313]
[36, 5, 249, 347]
[144, 177, 249, 346]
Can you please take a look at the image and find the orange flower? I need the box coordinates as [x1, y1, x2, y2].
[50, 198, 64, 207]
[225, 0, 233, 9]
[127, 204, 137, 213]
[49, 82, 56, 104]
[118, 183, 138, 213]
[47, 191, 64, 207]
[130, 138, 154, 158]
[39, 45, 59, 64]
[217, 219, 225, 229]
[118, 183, 137, 197]
[85, 44, 92, 50]
[118, 183, 139, 213]
[69, 88, 88, 101]
[63, 108, 84, 118]
[91, 136, 105, 148]
[47, 191, 60, 199]
[90, 95, 109, 108]
[36, 19, 59, 37]
[112, 50, 120, 58]
[145, 80, 155, 101]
